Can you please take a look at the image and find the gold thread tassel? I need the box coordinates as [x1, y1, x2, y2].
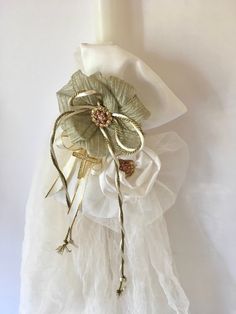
[56, 227, 73, 254]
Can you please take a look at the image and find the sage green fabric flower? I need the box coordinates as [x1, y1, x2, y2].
[57, 70, 150, 158]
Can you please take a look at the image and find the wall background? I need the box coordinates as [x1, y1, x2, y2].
[1, 0, 236, 313]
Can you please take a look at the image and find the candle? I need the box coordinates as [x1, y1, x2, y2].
[96, 0, 115, 43]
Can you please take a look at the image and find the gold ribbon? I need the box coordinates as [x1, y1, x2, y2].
[47, 90, 144, 295]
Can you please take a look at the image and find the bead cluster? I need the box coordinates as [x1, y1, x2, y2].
[91, 105, 113, 128]
[119, 159, 135, 177]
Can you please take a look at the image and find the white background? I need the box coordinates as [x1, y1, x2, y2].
[1, 0, 236, 313]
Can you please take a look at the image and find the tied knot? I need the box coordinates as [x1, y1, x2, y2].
[116, 276, 127, 296]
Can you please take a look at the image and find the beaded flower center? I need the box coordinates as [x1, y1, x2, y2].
[91, 106, 113, 128]
[119, 159, 135, 177]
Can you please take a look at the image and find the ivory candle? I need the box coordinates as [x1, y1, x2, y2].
[96, 0, 115, 43]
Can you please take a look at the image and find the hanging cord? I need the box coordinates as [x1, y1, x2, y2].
[49, 105, 94, 209]
[100, 127, 127, 295]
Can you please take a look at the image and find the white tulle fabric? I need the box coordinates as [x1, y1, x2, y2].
[20, 44, 190, 314]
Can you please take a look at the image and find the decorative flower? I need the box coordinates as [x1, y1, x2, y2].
[119, 159, 135, 177]
[50, 70, 151, 295]
[57, 70, 150, 158]
[99, 147, 161, 199]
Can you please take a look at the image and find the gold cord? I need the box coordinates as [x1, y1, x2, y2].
[50, 111, 74, 208]
[100, 127, 127, 295]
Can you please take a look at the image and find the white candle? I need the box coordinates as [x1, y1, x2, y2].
[96, 0, 115, 43]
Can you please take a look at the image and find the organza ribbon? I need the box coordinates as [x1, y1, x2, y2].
[47, 89, 144, 295]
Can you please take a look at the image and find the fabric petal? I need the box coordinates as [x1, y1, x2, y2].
[87, 128, 108, 158]
[57, 79, 75, 112]
[64, 112, 97, 142]
[72, 70, 118, 112]
[105, 75, 150, 122]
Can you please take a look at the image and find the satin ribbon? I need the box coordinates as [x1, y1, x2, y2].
[47, 89, 144, 295]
